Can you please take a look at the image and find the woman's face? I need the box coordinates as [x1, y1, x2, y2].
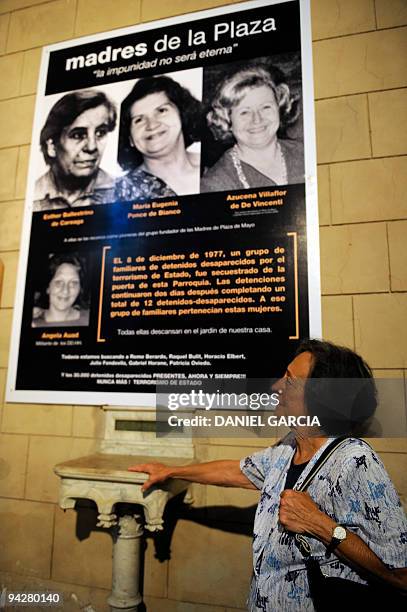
[230, 84, 280, 149]
[273, 352, 313, 419]
[48, 105, 110, 179]
[47, 263, 81, 313]
[129, 91, 183, 158]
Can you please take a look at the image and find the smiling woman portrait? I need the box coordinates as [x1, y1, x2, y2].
[201, 61, 304, 192]
[115, 75, 203, 200]
[32, 253, 90, 327]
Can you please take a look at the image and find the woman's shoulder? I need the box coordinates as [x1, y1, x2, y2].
[74, 308, 90, 326]
[279, 138, 305, 184]
[337, 437, 376, 455]
[115, 170, 143, 200]
[327, 439, 406, 542]
[201, 150, 235, 192]
[330, 437, 390, 481]
[334, 437, 377, 460]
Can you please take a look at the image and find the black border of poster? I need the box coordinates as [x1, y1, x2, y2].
[7, 0, 321, 407]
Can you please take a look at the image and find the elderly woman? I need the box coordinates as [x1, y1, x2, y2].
[201, 64, 304, 192]
[32, 253, 89, 327]
[115, 76, 203, 200]
[34, 90, 117, 211]
[129, 340, 407, 610]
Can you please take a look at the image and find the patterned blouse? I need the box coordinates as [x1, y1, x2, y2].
[240, 434, 407, 611]
[115, 167, 176, 201]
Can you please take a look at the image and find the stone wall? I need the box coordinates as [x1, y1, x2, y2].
[0, 1, 406, 610]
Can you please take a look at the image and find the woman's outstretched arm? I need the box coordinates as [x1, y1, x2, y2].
[128, 460, 257, 492]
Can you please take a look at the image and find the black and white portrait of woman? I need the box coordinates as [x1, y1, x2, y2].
[32, 253, 90, 328]
[34, 90, 117, 211]
[115, 72, 203, 201]
[201, 57, 304, 192]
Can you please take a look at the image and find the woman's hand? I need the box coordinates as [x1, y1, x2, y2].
[279, 491, 407, 593]
[128, 462, 172, 492]
[279, 490, 329, 534]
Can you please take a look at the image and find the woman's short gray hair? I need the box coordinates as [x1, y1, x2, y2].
[207, 64, 300, 143]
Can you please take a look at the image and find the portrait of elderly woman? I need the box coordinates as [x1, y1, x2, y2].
[32, 253, 90, 327]
[34, 90, 117, 211]
[115, 75, 203, 201]
[201, 61, 304, 192]
[129, 340, 407, 610]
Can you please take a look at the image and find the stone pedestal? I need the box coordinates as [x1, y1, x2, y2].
[108, 514, 143, 612]
[54, 453, 192, 611]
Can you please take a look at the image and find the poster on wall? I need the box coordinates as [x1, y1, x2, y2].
[6, 0, 321, 406]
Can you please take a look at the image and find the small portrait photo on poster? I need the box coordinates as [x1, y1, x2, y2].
[33, 89, 118, 211]
[114, 68, 203, 201]
[31, 252, 90, 328]
[201, 54, 304, 192]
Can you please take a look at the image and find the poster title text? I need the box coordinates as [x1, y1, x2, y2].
[65, 18, 277, 70]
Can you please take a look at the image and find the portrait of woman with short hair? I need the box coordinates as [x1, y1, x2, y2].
[201, 59, 304, 192]
[34, 90, 117, 211]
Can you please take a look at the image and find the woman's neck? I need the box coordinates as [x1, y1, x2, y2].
[293, 435, 328, 464]
[143, 138, 199, 195]
[52, 167, 93, 201]
[143, 139, 192, 182]
[235, 138, 279, 167]
[45, 306, 76, 322]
